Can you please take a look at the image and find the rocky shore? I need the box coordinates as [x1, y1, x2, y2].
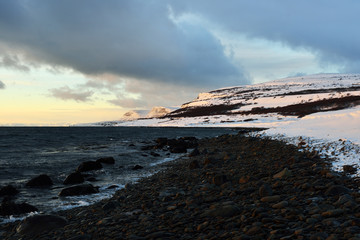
[1, 132, 360, 239]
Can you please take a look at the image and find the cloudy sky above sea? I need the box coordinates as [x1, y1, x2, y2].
[0, 0, 359, 125]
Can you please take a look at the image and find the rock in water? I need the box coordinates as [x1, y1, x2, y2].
[0, 185, 19, 196]
[59, 184, 99, 196]
[26, 174, 53, 187]
[96, 157, 115, 164]
[16, 214, 68, 236]
[132, 165, 144, 170]
[76, 161, 103, 172]
[63, 172, 84, 185]
[0, 201, 38, 216]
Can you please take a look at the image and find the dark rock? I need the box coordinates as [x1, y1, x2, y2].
[343, 165, 357, 174]
[188, 148, 200, 157]
[68, 235, 92, 240]
[155, 137, 168, 148]
[189, 160, 200, 170]
[16, 214, 68, 236]
[132, 165, 144, 170]
[170, 145, 187, 153]
[59, 184, 99, 196]
[150, 152, 160, 157]
[202, 204, 241, 218]
[141, 145, 154, 151]
[212, 174, 227, 186]
[259, 184, 273, 197]
[0, 185, 19, 196]
[76, 161, 103, 172]
[86, 177, 97, 182]
[96, 157, 115, 164]
[0, 201, 38, 216]
[273, 168, 292, 179]
[102, 201, 119, 211]
[63, 172, 84, 185]
[26, 174, 53, 187]
[325, 185, 350, 196]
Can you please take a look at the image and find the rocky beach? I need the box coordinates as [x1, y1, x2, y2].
[1, 131, 360, 239]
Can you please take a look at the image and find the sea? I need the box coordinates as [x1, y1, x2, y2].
[0, 126, 235, 223]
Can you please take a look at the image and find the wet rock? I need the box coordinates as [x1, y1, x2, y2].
[96, 157, 115, 164]
[102, 201, 119, 211]
[273, 168, 292, 179]
[188, 148, 200, 157]
[63, 172, 84, 185]
[325, 185, 350, 196]
[272, 201, 289, 209]
[0, 201, 38, 216]
[0, 185, 19, 196]
[321, 209, 345, 217]
[59, 184, 99, 196]
[343, 165, 357, 174]
[76, 161, 103, 172]
[189, 160, 200, 169]
[16, 214, 67, 236]
[212, 174, 228, 186]
[202, 204, 241, 218]
[150, 152, 160, 157]
[26, 174, 53, 187]
[132, 165, 144, 170]
[261, 195, 281, 203]
[259, 183, 273, 197]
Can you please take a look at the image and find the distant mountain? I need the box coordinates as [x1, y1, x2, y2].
[165, 73, 360, 120]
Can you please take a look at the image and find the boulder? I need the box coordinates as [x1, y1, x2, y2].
[76, 161, 103, 172]
[0, 201, 38, 216]
[188, 148, 200, 157]
[16, 214, 68, 236]
[26, 174, 53, 187]
[63, 172, 84, 185]
[96, 157, 115, 164]
[59, 184, 99, 196]
[0, 185, 19, 196]
[325, 185, 350, 196]
[132, 165, 144, 170]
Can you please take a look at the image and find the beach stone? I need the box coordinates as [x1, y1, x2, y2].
[0, 185, 19, 196]
[272, 201, 288, 209]
[189, 148, 200, 157]
[26, 174, 53, 187]
[68, 235, 92, 240]
[150, 152, 160, 157]
[0, 201, 38, 216]
[273, 168, 292, 179]
[63, 172, 84, 185]
[16, 214, 68, 236]
[59, 184, 99, 196]
[132, 165, 144, 170]
[325, 185, 350, 196]
[259, 183, 273, 197]
[321, 209, 345, 217]
[96, 157, 115, 164]
[189, 160, 200, 169]
[261, 195, 281, 203]
[343, 165, 357, 174]
[212, 174, 228, 186]
[202, 204, 241, 217]
[76, 161, 103, 172]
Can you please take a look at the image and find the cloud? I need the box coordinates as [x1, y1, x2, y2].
[49, 86, 93, 102]
[0, 54, 30, 71]
[0, 0, 248, 88]
[173, 0, 360, 72]
[0, 80, 5, 89]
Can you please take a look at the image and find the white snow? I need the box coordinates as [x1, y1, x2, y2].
[92, 74, 360, 175]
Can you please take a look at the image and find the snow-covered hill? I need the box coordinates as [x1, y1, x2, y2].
[114, 73, 360, 175]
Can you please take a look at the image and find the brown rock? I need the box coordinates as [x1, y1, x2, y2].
[273, 168, 292, 179]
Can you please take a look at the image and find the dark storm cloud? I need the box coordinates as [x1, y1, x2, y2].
[0, 0, 247, 88]
[0, 81, 5, 89]
[175, 0, 360, 72]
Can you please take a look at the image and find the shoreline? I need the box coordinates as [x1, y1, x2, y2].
[2, 132, 360, 239]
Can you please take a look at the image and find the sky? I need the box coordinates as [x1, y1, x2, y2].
[0, 0, 359, 125]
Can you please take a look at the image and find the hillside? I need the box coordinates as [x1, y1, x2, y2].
[114, 74, 360, 175]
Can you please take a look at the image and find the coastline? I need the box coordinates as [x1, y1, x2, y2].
[2, 132, 360, 239]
